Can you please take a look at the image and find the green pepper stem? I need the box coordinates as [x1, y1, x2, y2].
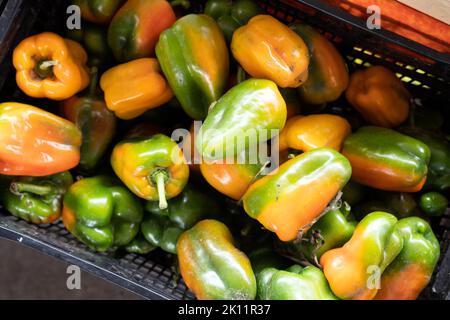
[35, 60, 58, 79]
[170, 0, 191, 9]
[151, 171, 169, 210]
[237, 65, 247, 84]
[87, 66, 99, 97]
[10, 182, 53, 196]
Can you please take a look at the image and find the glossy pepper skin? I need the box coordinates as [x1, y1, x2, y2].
[278, 207, 356, 264]
[0, 172, 73, 224]
[62, 176, 143, 252]
[198, 78, 286, 160]
[142, 184, 220, 253]
[177, 219, 257, 300]
[243, 148, 352, 241]
[108, 0, 176, 62]
[204, 0, 262, 42]
[375, 217, 440, 300]
[111, 134, 189, 209]
[342, 126, 430, 192]
[346, 66, 411, 128]
[278, 114, 351, 152]
[156, 14, 229, 120]
[0, 103, 82, 177]
[231, 15, 310, 88]
[13, 32, 89, 100]
[73, 0, 125, 24]
[320, 212, 404, 300]
[290, 24, 349, 105]
[399, 127, 450, 191]
[100, 58, 173, 120]
[258, 265, 338, 300]
[419, 192, 448, 217]
[62, 68, 117, 173]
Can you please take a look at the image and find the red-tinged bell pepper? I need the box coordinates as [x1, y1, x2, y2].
[62, 67, 117, 173]
[73, 0, 125, 25]
[0, 103, 82, 177]
[13, 32, 90, 100]
[111, 134, 189, 209]
[231, 15, 310, 88]
[243, 148, 352, 241]
[177, 219, 257, 300]
[278, 114, 351, 152]
[108, 0, 177, 62]
[320, 211, 404, 300]
[346, 66, 411, 128]
[375, 217, 440, 300]
[156, 14, 230, 120]
[290, 24, 349, 105]
[342, 126, 430, 192]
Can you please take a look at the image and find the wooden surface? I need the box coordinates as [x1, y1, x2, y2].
[397, 0, 450, 25]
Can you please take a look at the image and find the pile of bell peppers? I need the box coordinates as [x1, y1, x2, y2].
[0, 0, 448, 301]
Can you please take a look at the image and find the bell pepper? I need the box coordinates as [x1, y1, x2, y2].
[62, 68, 117, 173]
[231, 15, 310, 88]
[107, 0, 176, 62]
[73, 0, 125, 24]
[279, 88, 301, 119]
[67, 22, 114, 69]
[320, 211, 404, 300]
[13, 32, 90, 100]
[177, 219, 257, 300]
[375, 217, 440, 300]
[278, 114, 351, 152]
[248, 246, 291, 276]
[342, 126, 430, 192]
[142, 184, 220, 253]
[345, 66, 411, 128]
[156, 14, 229, 120]
[0, 172, 73, 224]
[257, 265, 338, 300]
[399, 127, 450, 191]
[290, 24, 349, 105]
[62, 175, 143, 252]
[0, 103, 82, 177]
[100, 58, 173, 120]
[204, 0, 262, 42]
[383, 192, 421, 219]
[124, 233, 156, 254]
[342, 180, 367, 206]
[111, 134, 189, 209]
[243, 148, 352, 242]
[419, 192, 448, 217]
[277, 206, 356, 264]
[197, 78, 286, 160]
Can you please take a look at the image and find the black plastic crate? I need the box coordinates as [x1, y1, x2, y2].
[0, 0, 449, 300]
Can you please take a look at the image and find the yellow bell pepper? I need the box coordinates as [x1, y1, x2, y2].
[12, 32, 90, 101]
[278, 114, 351, 152]
[346, 66, 411, 128]
[100, 58, 173, 120]
[231, 15, 309, 88]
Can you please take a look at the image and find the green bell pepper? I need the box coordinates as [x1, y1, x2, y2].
[62, 176, 143, 252]
[375, 217, 440, 300]
[124, 233, 156, 254]
[419, 192, 448, 217]
[320, 211, 404, 300]
[198, 78, 287, 160]
[399, 127, 450, 191]
[277, 206, 356, 264]
[204, 0, 262, 42]
[139, 184, 220, 254]
[342, 126, 431, 192]
[257, 265, 338, 300]
[156, 14, 230, 120]
[248, 246, 291, 276]
[0, 172, 73, 224]
[73, 0, 125, 25]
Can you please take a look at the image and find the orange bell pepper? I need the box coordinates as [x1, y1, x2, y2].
[13, 32, 89, 100]
[0, 103, 82, 176]
[346, 66, 411, 128]
[100, 58, 173, 120]
[231, 15, 310, 88]
[278, 114, 351, 152]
